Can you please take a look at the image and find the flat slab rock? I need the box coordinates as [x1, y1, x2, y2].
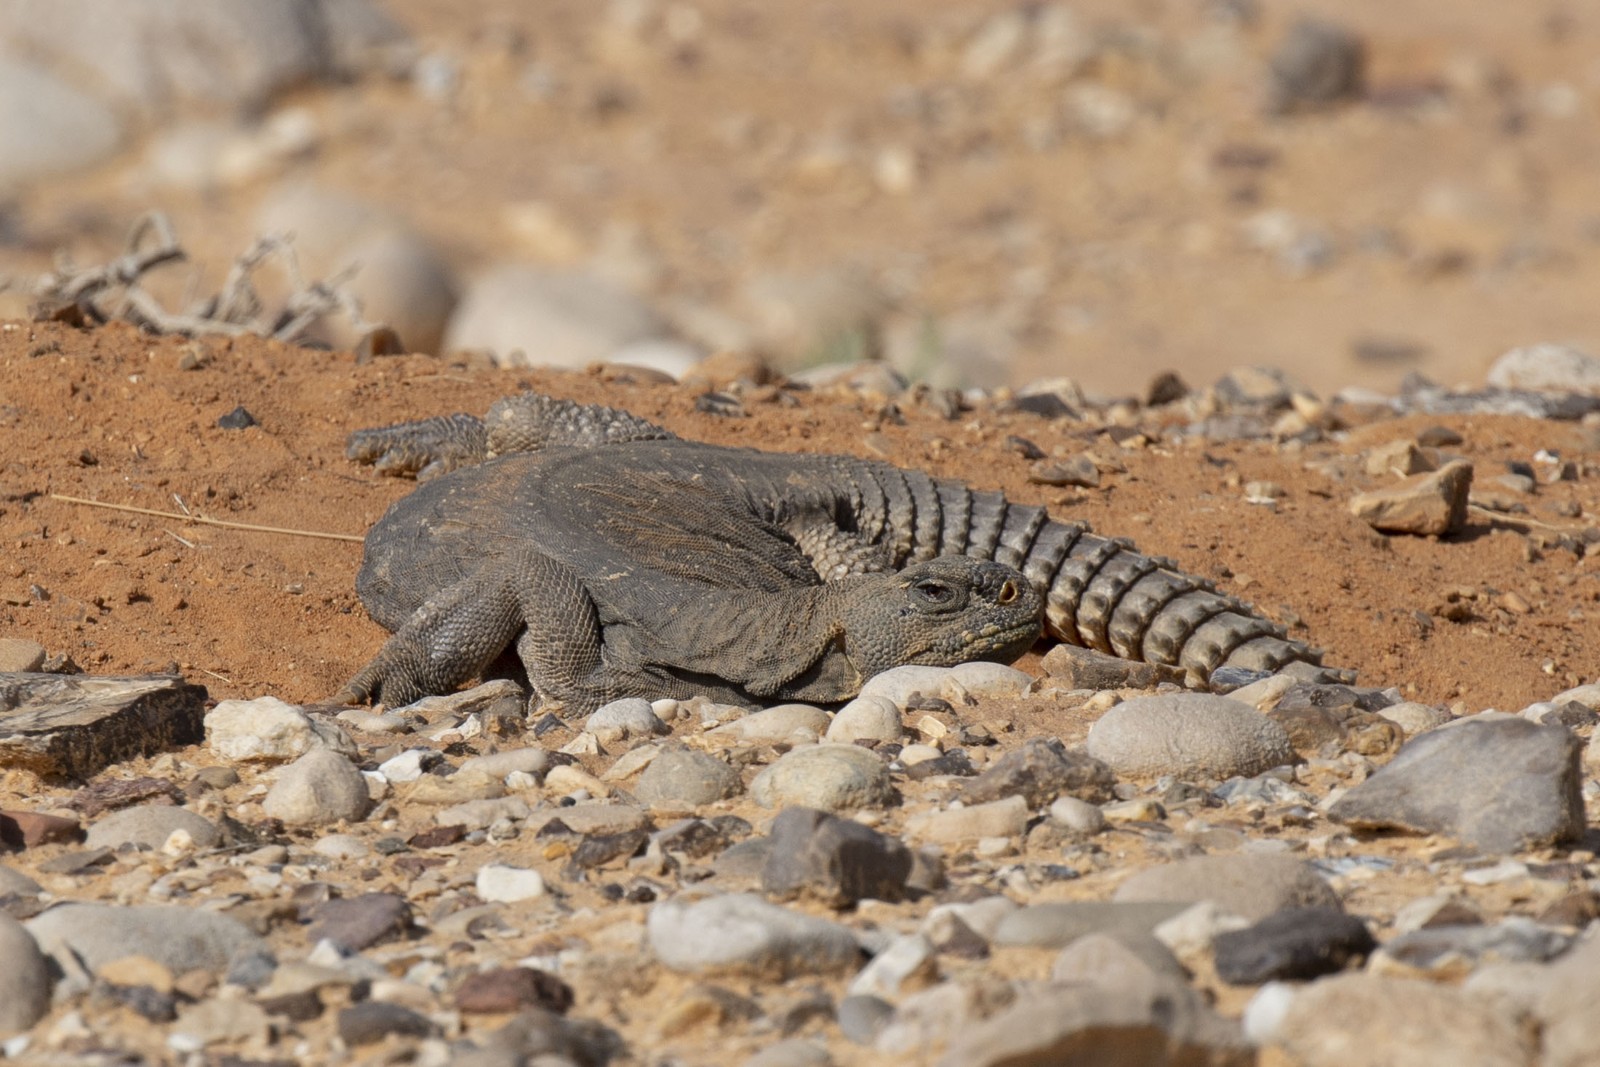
[0, 673, 207, 779]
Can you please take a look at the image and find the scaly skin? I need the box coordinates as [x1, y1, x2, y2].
[343, 392, 1346, 706]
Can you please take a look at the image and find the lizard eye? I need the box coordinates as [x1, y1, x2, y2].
[911, 579, 954, 605]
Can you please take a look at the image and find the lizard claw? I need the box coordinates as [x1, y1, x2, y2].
[346, 414, 489, 479]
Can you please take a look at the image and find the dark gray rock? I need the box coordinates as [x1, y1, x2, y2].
[337, 1001, 437, 1046]
[761, 807, 912, 908]
[1328, 718, 1583, 853]
[306, 893, 412, 952]
[1380, 918, 1573, 973]
[0, 673, 206, 779]
[1213, 907, 1376, 984]
[962, 737, 1115, 807]
[1267, 19, 1366, 114]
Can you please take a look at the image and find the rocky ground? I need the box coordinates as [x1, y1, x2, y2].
[5, 323, 1600, 1064]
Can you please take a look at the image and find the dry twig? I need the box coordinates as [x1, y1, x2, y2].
[51, 493, 363, 543]
[24, 211, 375, 345]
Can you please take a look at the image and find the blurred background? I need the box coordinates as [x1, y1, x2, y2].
[0, 0, 1597, 397]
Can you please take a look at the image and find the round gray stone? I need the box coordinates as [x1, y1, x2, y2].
[750, 745, 897, 812]
[824, 695, 903, 744]
[647, 892, 861, 978]
[26, 903, 267, 982]
[85, 804, 221, 851]
[710, 704, 832, 743]
[263, 749, 372, 827]
[0, 913, 51, 1032]
[632, 747, 742, 809]
[1112, 854, 1341, 922]
[1087, 693, 1294, 779]
[0, 57, 122, 188]
[443, 264, 670, 369]
[586, 698, 670, 742]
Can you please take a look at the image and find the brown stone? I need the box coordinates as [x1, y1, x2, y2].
[0, 673, 207, 779]
[1349, 459, 1473, 536]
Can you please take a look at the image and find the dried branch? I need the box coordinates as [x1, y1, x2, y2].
[26, 211, 376, 346]
[51, 493, 364, 543]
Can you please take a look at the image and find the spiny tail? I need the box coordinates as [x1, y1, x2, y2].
[847, 457, 1337, 683]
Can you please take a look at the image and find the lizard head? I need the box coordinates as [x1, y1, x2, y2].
[841, 555, 1043, 677]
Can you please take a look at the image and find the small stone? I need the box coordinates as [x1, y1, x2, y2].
[905, 796, 1027, 845]
[1270, 973, 1535, 1066]
[456, 967, 574, 1015]
[837, 994, 894, 1045]
[761, 807, 912, 908]
[337, 1001, 437, 1046]
[1329, 718, 1582, 853]
[1050, 931, 1189, 989]
[1266, 19, 1366, 114]
[1039, 644, 1185, 690]
[585, 697, 670, 743]
[1349, 460, 1473, 536]
[436, 796, 531, 831]
[1213, 907, 1377, 984]
[262, 750, 372, 828]
[1376, 917, 1572, 978]
[0, 914, 50, 1032]
[476, 864, 547, 903]
[172, 999, 269, 1046]
[459, 748, 552, 781]
[647, 893, 861, 978]
[1377, 701, 1453, 735]
[1029, 455, 1100, 488]
[1048, 796, 1108, 836]
[634, 746, 742, 809]
[216, 405, 257, 430]
[750, 745, 897, 812]
[306, 893, 411, 952]
[1364, 440, 1433, 477]
[1087, 693, 1295, 779]
[824, 695, 903, 744]
[1486, 343, 1600, 394]
[311, 833, 370, 859]
[1113, 854, 1342, 922]
[376, 748, 439, 782]
[0, 865, 42, 897]
[992, 902, 1196, 953]
[857, 666, 961, 711]
[743, 1038, 833, 1067]
[205, 696, 356, 761]
[0, 810, 82, 849]
[712, 704, 832, 743]
[26, 904, 267, 985]
[84, 804, 219, 851]
[0, 638, 46, 672]
[848, 933, 937, 998]
[963, 737, 1115, 807]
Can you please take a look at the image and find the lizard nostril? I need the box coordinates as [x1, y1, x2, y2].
[998, 580, 1017, 604]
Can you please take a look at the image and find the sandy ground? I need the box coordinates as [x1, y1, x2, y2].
[4, 319, 1599, 715]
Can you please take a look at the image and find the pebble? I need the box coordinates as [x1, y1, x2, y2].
[0, 865, 42, 896]
[1050, 930, 1189, 989]
[1328, 717, 1582, 853]
[1113, 854, 1342, 922]
[0, 914, 50, 1032]
[648, 893, 862, 978]
[1375, 917, 1571, 977]
[306, 893, 412, 952]
[337, 1001, 437, 1046]
[761, 807, 912, 908]
[836, 994, 894, 1045]
[436, 796, 531, 830]
[856, 666, 963, 710]
[905, 796, 1028, 844]
[1039, 644, 1185, 690]
[444, 264, 670, 369]
[586, 697, 670, 743]
[1486, 343, 1600, 395]
[963, 737, 1114, 806]
[310, 833, 370, 860]
[262, 749, 373, 827]
[848, 933, 936, 999]
[633, 746, 743, 809]
[171, 999, 270, 1047]
[376, 748, 439, 782]
[458, 748, 552, 781]
[1377, 701, 1453, 735]
[824, 695, 904, 744]
[710, 704, 832, 743]
[205, 696, 356, 761]
[993, 901, 1189, 949]
[1266, 19, 1367, 114]
[1348, 460, 1473, 536]
[455, 967, 573, 1015]
[0, 637, 46, 672]
[1213, 907, 1377, 984]
[26, 904, 267, 986]
[1268, 973, 1535, 1066]
[1086, 693, 1295, 779]
[476, 864, 548, 903]
[749, 745, 897, 812]
[1047, 796, 1108, 835]
[84, 804, 220, 851]
[947, 661, 1035, 699]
